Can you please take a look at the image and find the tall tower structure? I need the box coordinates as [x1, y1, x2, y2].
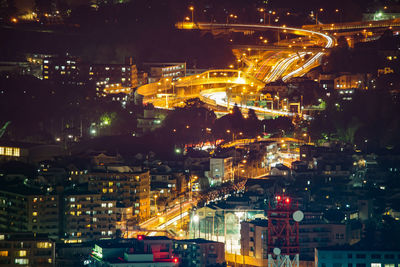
[267, 195, 302, 267]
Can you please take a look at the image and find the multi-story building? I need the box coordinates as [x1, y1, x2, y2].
[240, 219, 268, 266]
[315, 246, 400, 267]
[334, 73, 368, 90]
[86, 166, 151, 221]
[87, 237, 178, 267]
[173, 238, 225, 267]
[42, 55, 84, 84]
[240, 212, 349, 265]
[209, 157, 234, 186]
[42, 55, 138, 92]
[0, 232, 55, 267]
[63, 190, 117, 243]
[143, 62, 186, 83]
[0, 183, 60, 238]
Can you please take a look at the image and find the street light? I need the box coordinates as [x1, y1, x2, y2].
[154, 195, 158, 214]
[315, 8, 324, 25]
[259, 8, 266, 24]
[303, 133, 311, 143]
[189, 6, 194, 23]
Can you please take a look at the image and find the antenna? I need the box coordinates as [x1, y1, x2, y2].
[292, 210, 304, 222]
[273, 247, 281, 255]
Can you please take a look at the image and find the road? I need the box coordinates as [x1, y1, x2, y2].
[137, 23, 333, 116]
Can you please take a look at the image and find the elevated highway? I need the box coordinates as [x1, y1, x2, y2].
[137, 23, 334, 117]
[302, 18, 400, 32]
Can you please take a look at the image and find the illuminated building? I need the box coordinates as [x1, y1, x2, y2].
[63, 190, 117, 243]
[173, 239, 226, 267]
[209, 157, 234, 186]
[42, 55, 83, 84]
[0, 145, 22, 160]
[42, 55, 138, 92]
[86, 167, 151, 222]
[0, 184, 60, 237]
[143, 62, 186, 83]
[0, 232, 55, 266]
[334, 74, 368, 90]
[87, 237, 178, 266]
[240, 212, 351, 265]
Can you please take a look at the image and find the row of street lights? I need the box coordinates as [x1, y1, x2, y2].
[185, 6, 342, 25]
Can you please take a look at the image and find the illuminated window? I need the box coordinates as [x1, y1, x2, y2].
[109, 188, 113, 193]
[108, 182, 113, 187]
[37, 242, 52, 248]
[108, 203, 113, 208]
[77, 232, 82, 237]
[77, 204, 82, 209]
[70, 197, 75, 202]
[77, 211, 82, 216]
[101, 203, 107, 208]
[32, 212, 37, 216]
[70, 211, 75, 216]
[102, 188, 107, 193]
[33, 198, 38, 203]
[371, 264, 381, 267]
[15, 258, 29, 264]
[48, 258, 52, 263]
[18, 250, 26, 257]
[92, 218, 97, 222]
[108, 210, 113, 214]
[12, 148, 20, 157]
[0, 250, 8, 256]
[0, 147, 3, 155]
[5, 147, 12, 156]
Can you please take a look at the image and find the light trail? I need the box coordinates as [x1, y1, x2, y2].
[137, 23, 334, 116]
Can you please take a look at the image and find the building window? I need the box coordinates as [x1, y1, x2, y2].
[13, 148, 20, 157]
[70, 197, 75, 202]
[371, 254, 381, 259]
[5, 147, 12, 156]
[384, 254, 394, 259]
[371, 264, 381, 267]
[348, 254, 353, 258]
[32, 212, 38, 216]
[15, 258, 29, 264]
[0, 251, 8, 256]
[37, 242, 52, 248]
[17, 250, 26, 257]
[356, 254, 366, 259]
[356, 264, 366, 267]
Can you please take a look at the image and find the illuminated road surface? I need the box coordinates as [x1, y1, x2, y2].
[137, 23, 334, 116]
[139, 200, 194, 237]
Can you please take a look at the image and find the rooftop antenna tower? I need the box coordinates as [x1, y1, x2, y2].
[267, 195, 303, 267]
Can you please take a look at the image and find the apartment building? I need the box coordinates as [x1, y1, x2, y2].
[63, 190, 117, 243]
[86, 166, 151, 222]
[0, 232, 55, 267]
[0, 184, 60, 237]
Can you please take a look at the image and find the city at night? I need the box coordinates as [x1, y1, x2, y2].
[0, 0, 400, 266]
